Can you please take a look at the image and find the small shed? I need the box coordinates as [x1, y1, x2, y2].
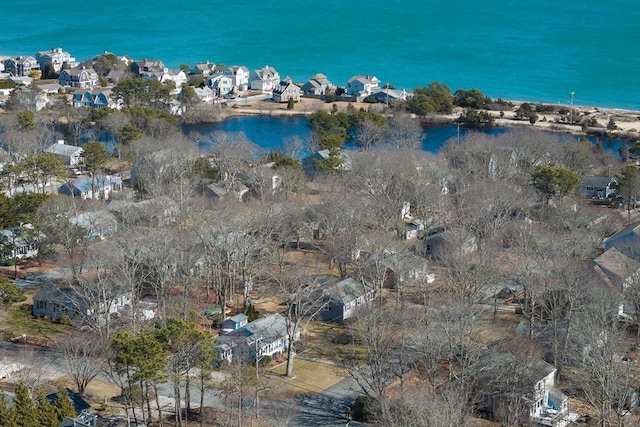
[221, 313, 249, 334]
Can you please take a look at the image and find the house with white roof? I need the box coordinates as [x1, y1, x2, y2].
[44, 141, 83, 165]
[217, 314, 298, 363]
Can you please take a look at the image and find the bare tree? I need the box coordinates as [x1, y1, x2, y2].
[385, 114, 424, 151]
[273, 270, 328, 377]
[55, 331, 108, 394]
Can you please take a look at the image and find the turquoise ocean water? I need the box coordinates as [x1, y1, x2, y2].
[1, 0, 639, 109]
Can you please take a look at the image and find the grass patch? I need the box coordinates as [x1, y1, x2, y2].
[264, 359, 347, 396]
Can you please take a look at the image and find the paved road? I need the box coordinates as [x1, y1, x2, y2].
[1, 341, 368, 426]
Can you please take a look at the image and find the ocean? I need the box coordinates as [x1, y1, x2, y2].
[1, 0, 639, 109]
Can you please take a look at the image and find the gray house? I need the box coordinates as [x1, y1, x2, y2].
[425, 228, 477, 259]
[472, 354, 572, 427]
[59, 68, 99, 89]
[44, 141, 83, 165]
[578, 175, 617, 199]
[302, 149, 352, 178]
[69, 210, 118, 240]
[217, 314, 297, 363]
[33, 283, 132, 323]
[604, 221, 640, 258]
[320, 277, 375, 322]
[272, 79, 301, 103]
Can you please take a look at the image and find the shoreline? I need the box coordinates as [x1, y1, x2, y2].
[200, 97, 640, 144]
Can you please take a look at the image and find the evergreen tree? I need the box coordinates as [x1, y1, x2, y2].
[52, 386, 77, 423]
[12, 381, 38, 427]
[0, 392, 16, 427]
[34, 389, 58, 427]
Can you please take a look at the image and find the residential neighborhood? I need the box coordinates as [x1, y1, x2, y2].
[0, 46, 640, 427]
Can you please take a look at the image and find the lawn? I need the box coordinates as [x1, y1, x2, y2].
[264, 358, 347, 396]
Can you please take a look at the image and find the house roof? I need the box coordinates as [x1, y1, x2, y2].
[227, 313, 248, 324]
[45, 142, 82, 157]
[47, 388, 91, 415]
[580, 175, 616, 188]
[218, 314, 288, 351]
[472, 353, 556, 396]
[323, 277, 374, 305]
[70, 210, 117, 230]
[604, 221, 640, 257]
[593, 247, 640, 288]
[33, 284, 85, 310]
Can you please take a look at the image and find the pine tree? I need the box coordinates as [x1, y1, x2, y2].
[34, 389, 58, 427]
[12, 381, 38, 427]
[52, 386, 77, 423]
[0, 392, 17, 427]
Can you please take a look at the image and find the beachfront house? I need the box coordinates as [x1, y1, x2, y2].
[301, 73, 333, 95]
[345, 74, 380, 98]
[143, 68, 187, 94]
[217, 314, 297, 363]
[131, 58, 165, 75]
[188, 61, 216, 81]
[272, 79, 301, 103]
[208, 73, 234, 97]
[250, 65, 280, 93]
[59, 67, 99, 89]
[366, 88, 409, 105]
[35, 47, 77, 73]
[221, 66, 249, 93]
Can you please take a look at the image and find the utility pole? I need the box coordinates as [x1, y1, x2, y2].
[569, 91, 575, 125]
[249, 336, 263, 421]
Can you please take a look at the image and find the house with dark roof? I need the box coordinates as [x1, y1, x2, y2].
[425, 228, 477, 259]
[366, 88, 409, 105]
[72, 90, 117, 109]
[217, 314, 297, 363]
[188, 61, 216, 81]
[593, 247, 640, 317]
[47, 388, 97, 427]
[604, 221, 640, 259]
[33, 283, 132, 323]
[44, 141, 83, 165]
[3, 56, 40, 77]
[131, 58, 165, 75]
[578, 175, 618, 199]
[319, 276, 375, 322]
[302, 149, 352, 178]
[472, 354, 572, 427]
[272, 79, 301, 103]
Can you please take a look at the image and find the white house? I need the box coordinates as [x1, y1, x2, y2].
[249, 65, 280, 93]
[345, 74, 380, 97]
[35, 47, 77, 73]
[218, 314, 298, 363]
[208, 73, 234, 96]
[44, 141, 83, 166]
[221, 66, 249, 93]
[0, 224, 41, 260]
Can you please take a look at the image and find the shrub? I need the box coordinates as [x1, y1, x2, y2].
[59, 314, 71, 325]
[352, 396, 381, 422]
